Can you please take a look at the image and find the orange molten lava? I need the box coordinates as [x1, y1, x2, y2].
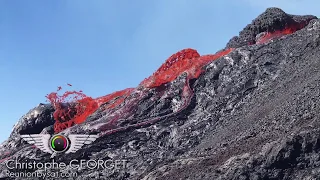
[47, 21, 311, 134]
[96, 88, 134, 109]
[140, 48, 233, 88]
[256, 22, 310, 44]
[46, 85, 134, 133]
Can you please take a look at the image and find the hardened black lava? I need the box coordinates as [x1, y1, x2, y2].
[1, 7, 320, 180]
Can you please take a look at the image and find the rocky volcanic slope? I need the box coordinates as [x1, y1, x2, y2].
[1, 8, 320, 180]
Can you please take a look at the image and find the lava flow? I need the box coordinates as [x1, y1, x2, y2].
[46, 48, 233, 133]
[256, 20, 312, 44]
[140, 48, 233, 88]
[46, 86, 134, 133]
[46, 20, 311, 134]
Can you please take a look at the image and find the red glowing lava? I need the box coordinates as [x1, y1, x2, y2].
[47, 48, 233, 133]
[46, 21, 311, 134]
[46, 89, 98, 133]
[256, 21, 311, 44]
[46, 86, 133, 133]
[140, 48, 233, 88]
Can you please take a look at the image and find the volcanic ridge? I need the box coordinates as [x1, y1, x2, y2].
[1, 7, 320, 180]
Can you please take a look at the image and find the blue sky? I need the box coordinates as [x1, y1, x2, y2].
[0, 0, 319, 143]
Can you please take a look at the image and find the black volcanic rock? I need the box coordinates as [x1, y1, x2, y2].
[1, 7, 320, 180]
[14, 104, 55, 134]
[226, 7, 317, 48]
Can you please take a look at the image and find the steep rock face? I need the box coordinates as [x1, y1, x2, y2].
[1, 7, 320, 180]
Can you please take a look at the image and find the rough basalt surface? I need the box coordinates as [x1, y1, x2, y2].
[1, 7, 320, 180]
[226, 8, 316, 48]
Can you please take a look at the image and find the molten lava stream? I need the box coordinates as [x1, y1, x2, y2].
[256, 21, 311, 44]
[98, 20, 314, 138]
[140, 48, 233, 88]
[48, 48, 233, 135]
[98, 49, 235, 136]
[98, 51, 210, 135]
[94, 89, 146, 131]
[47, 86, 135, 133]
[98, 78, 194, 137]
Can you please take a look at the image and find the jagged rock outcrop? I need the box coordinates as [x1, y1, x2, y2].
[1, 7, 320, 180]
[226, 8, 316, 48]
[7, 104, 55, 143]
